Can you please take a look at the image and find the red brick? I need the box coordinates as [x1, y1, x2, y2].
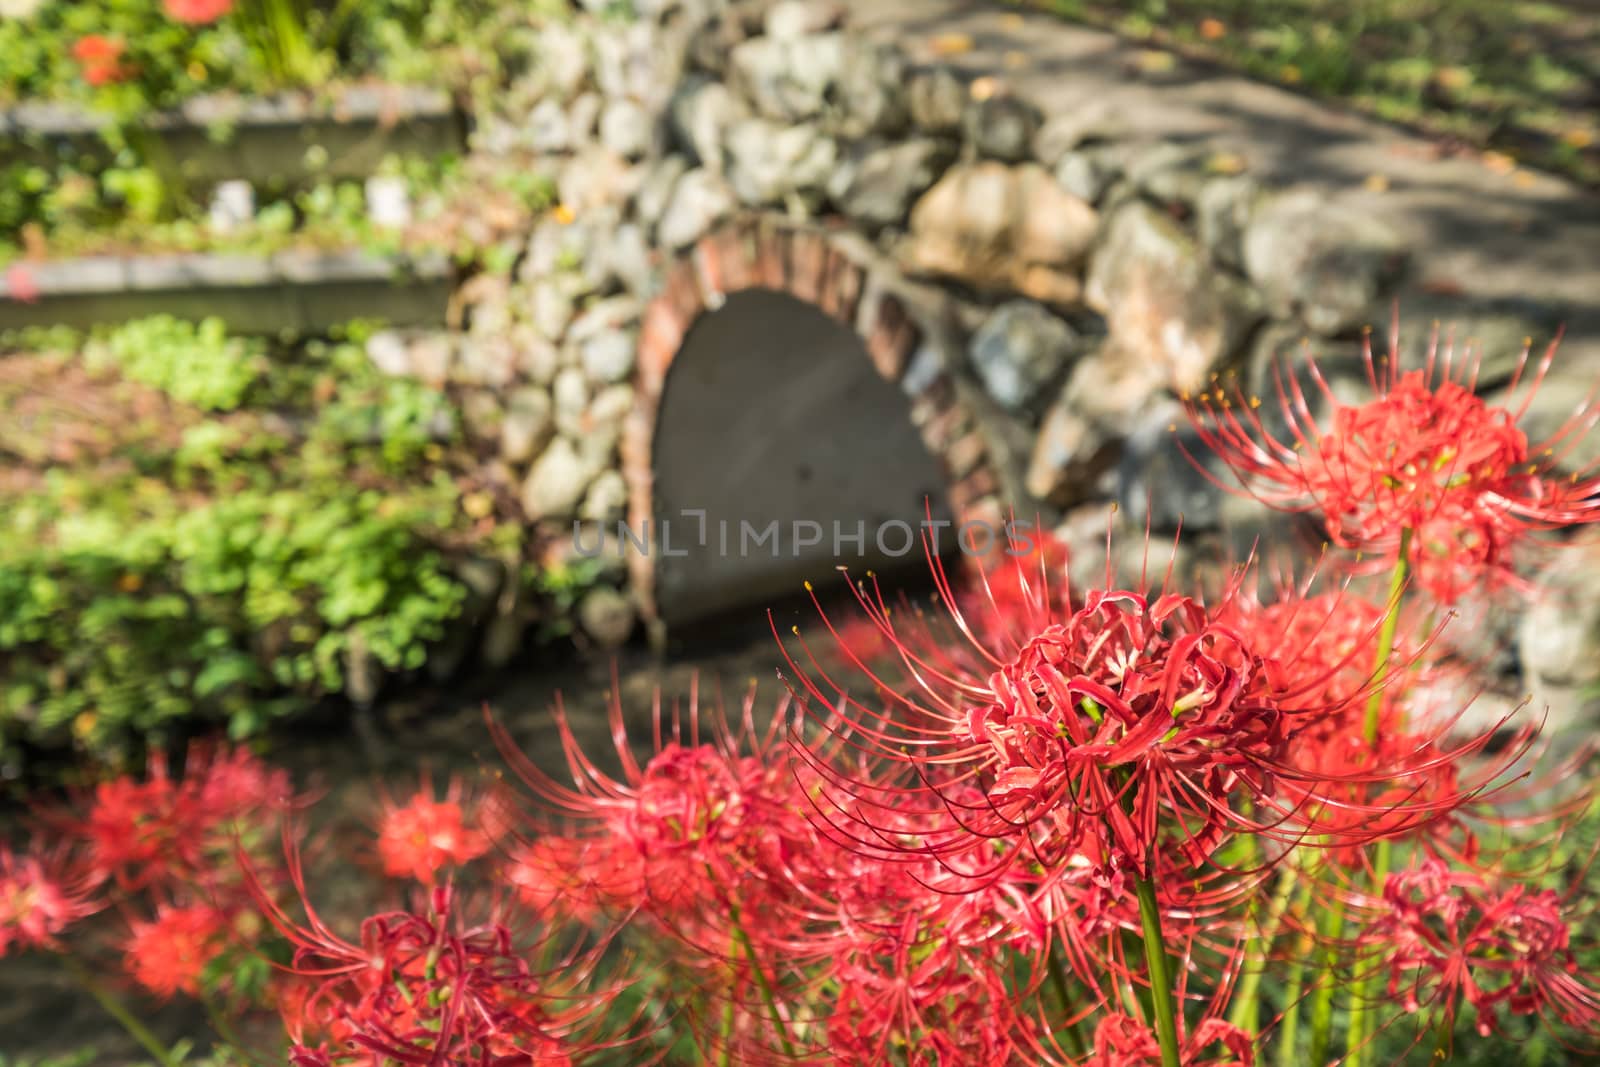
[865, 297, 917, 381]
[755, 225, 790, 290]
[945, 430, 989, 480]
[663, 260, 705, 323]
[949, 468, 1000, 515]
[907, 374, 955, 423]
[917, 403, 964, 455]
[637, 301, 686, 398]
[619, 407, 655, 476]
[954, 495, 1008, 566]
[819, 250, 863, 323]
[695, 226, 756, 299]
[787, 230, 829, 305]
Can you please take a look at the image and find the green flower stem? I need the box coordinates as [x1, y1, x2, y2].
[1306, 887, 1349, 1065]
[1274, 878, 1319, 1067]
[60, 955, 182, 1067]
[716, 926, 737, 1067]
[1347, 534, 1413, 1065]
[1345, 836, 1396, 1067]
[1134, 875, 1183, 1067]
[725, 893, 798, 1061]
[1430, 1008, 1454, 1063]
[1226, 861, 1301, 1036]
[1046, 942, 1089, 1059]
[1363, 527, 1413, 745]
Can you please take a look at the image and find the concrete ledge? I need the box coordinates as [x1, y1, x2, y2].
[0, 249, 452, 334]
[0, 85, 465, 187]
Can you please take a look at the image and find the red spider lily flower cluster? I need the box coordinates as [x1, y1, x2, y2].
[8, 311, 1600, 1066]
[489, 682, 1075, 1063]
[1356, 859, 1600, 1041]
[164, 0, 234, 25]
[775, 549, 1496, 898]
[67, 745, 293, 894]
[2, 745, 294, 1004]
[72, 36, 129, 87]
[488, 680, 823, 937]
[1185, 323, 1600, 602]
[375, 777, 491, 885]
[254, 868, 616, 1067]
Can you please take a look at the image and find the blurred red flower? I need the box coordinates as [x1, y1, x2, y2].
[375, 778, 490, 885]
[122, 903, 227, 999]
[164, 0, 233, 25]
[0, 846, 101, 957]
[1187, 323, 1600, 603]
[71, 36, 129, 87]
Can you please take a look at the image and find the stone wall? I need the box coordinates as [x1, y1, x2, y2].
[360, 0, 1573, 662]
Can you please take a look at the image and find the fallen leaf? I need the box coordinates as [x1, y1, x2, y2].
[930, 33, 973, 57]
[1199, 17, 1226, 40]
[1363, 173, 1391, 193]
[1133, 49, 1176, 74]
[1482, 150, 1516, 174]
[1206, 152, 1246, 175]
[969, 75, 1001, 101]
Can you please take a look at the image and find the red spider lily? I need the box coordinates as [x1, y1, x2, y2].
[0, 844, 101, 957]
[827, 958, 1035, 1066]
[246, 828, 623, 1067]
[775, 543, 1434, 899]
[1185, 320, 1600, 603]
[486, 677, 823, 938]
[1083, 1014, 1254, 1066]
[71, 36, 130, 87]
[376, 777, 490, 885]
[1355, 859, 1600, 1044]
[65, 745, 291, 891]
[164, 0, 233, 25]
[76, 769, 204, 890]
[501, 834, 654, 929]
[122, 901, 228, 999]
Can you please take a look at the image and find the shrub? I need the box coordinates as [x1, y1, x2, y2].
[0, 318, 537, 767]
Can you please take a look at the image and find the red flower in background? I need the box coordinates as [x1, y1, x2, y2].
[1358, 859, 1600, 1043]
[4, 263, 40, 304]
[488, 678, 822, 934]
[69, 746, 291, 892]
[122, 902, 227, 999]
[1186, 322, 1600, 602]
[0, 846, 101, 957]
[375, 778, 489, 885]
[71, 36, 129, 87]
[164, 0, 233, 25]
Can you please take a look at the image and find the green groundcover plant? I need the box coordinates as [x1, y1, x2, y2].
[0, 316, 587, 768]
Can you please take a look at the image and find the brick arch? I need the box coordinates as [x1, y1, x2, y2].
[622, 217, 1006, 626]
